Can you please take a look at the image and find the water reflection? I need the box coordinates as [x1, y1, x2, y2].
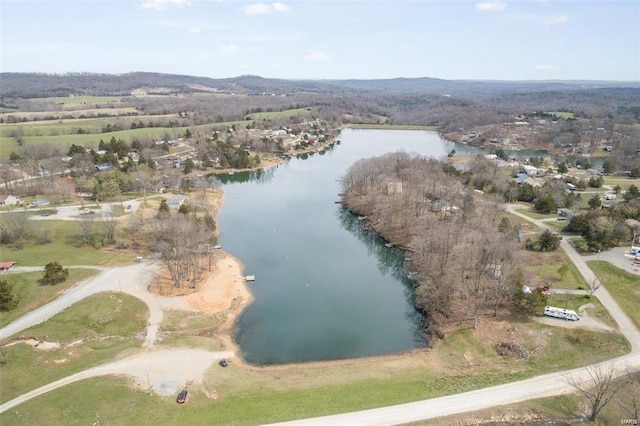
[337, 207, 427, 345]
[211, 166, 278, 185]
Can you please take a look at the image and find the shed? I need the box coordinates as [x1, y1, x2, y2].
[0, 262, 16, 271]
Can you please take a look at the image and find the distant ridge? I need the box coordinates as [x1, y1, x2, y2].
[1, 71, 638, 98]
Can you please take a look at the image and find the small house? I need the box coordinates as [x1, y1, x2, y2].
[167, 194, 185, 209]
[95, 164, 114, 172]
[0, 195, 20, 207]
[0, 261, 16, 272]
[523, 165, 538, 176]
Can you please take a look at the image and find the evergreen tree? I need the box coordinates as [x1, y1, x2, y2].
[158, 199, 170, 219]
[0, 279, 19, 311]
[41, 261, 69, 285]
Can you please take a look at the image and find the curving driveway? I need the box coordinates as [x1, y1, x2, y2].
[0, 262, 163, 348]
[0, 349, 233, 413]
[0, 260, 235, 413]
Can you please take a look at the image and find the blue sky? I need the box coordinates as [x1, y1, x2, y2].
[1, 0, 638, 81]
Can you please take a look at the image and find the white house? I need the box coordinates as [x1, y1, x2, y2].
[0, 195, 20, 207]
[523, 165, 538, 176]
[166, 194, 185, 209]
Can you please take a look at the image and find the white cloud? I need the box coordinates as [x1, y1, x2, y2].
[189, 26, 201, 34]
[543, 15, 569, 27]
[476, 2, 506, 12]
[535, 65, 559, 71]
[220, 44, 237, 52]
[141, 0, 191, 11]
[305, 50, 330, 61]
[242, 2, 291, 16]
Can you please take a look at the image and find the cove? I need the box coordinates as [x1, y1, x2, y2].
[216, 129, 540, 365]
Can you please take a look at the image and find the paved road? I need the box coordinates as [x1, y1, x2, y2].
[26, 199, 143, 221]
[270, 355, 640, 426]
[265, 203, 640, 425]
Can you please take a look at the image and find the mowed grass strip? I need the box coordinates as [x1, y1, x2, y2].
[588, 260, 640, 330]
[0, 292, 148, 404]
[0, 269, 99, 328]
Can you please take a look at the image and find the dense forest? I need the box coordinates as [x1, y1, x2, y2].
[340, 151, 640, 339]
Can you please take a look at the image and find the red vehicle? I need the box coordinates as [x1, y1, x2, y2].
[176, 389, 187, 404]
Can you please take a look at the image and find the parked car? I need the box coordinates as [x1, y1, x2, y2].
[176, 389, 187, 404]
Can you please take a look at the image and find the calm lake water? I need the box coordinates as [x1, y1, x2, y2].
[216, 129, 543, 364]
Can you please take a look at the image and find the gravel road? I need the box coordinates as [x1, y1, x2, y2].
[0, 348, 234, 413]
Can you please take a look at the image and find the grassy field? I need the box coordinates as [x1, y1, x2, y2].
[25, 95, 125, 106]
[245, 107, 314, 120]
[0, 319, 628, 425]
[588, 260, 640, 330]
[1, 220, 134, 266]
[604, 176, 640, 190]
[0, 119, 257, 161]
[0, 292, 148, 404]
[421, 370, 640, 425]
[524, 249, 585, 290]
[514, 207, 556, 220]
[0, 114, 181, 137]
[0, 269, 99, 328]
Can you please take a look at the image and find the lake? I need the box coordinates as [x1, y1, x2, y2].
[216, 128, 540, 364]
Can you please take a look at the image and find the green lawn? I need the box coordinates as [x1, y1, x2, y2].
[0, 322, 627, 425]
[0, 114, 181, 138]
[588, 260, 640, 330]
[0, 292, 147, 404]
[0, 269, 99, 328]
[515, 208, 556, 220]
[245, 108, 314, 120]
[531, 251, 584, 290]
[1, 220, 133, 266]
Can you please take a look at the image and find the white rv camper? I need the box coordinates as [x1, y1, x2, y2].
[544, 306, 579, 321]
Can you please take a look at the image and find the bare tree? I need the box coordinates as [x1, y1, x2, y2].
[76, 215, 96, 247]
[617, 367, 640, 422]
[101, 213, 118, 245]
[568, 363, 619, 422]
[150, 213, 217, 288]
